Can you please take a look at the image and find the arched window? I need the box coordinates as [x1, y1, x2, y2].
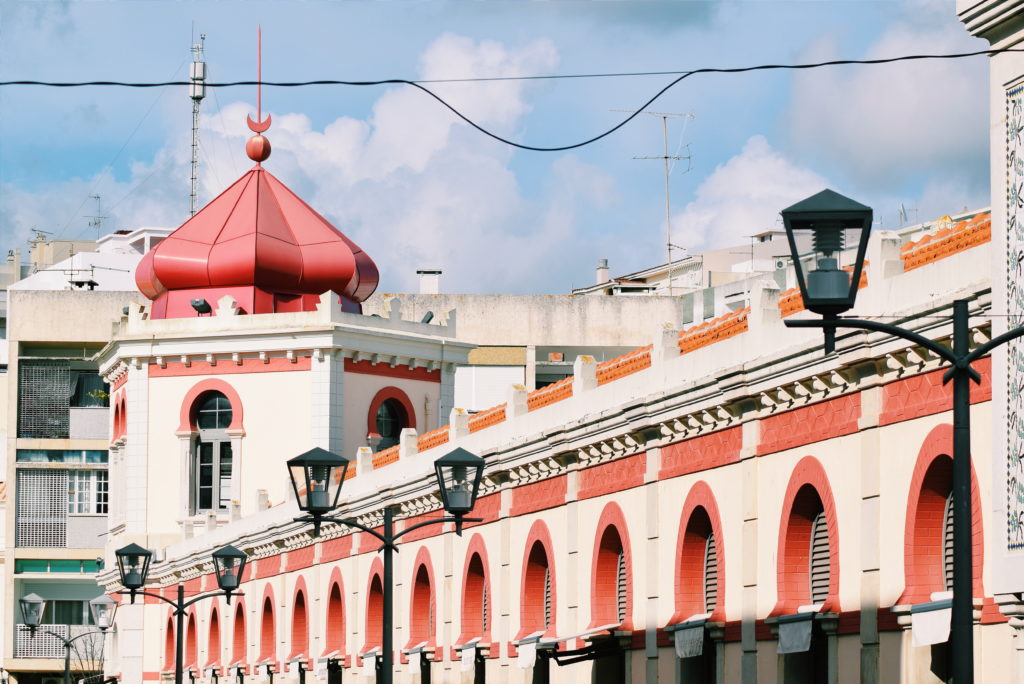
[326, 582, 346, 654]
[185, 612, 198, 668]
[232, 605, 246, 667]
[366, 387, 415, 451]
[164, 615, 175, 672]
[208, 608, 221, 667]
[191, 391, 233, 513]
[291, 591, 309, 658]
[593, 525, 630, 627]
[259, 597, 275, 662]
[784, 484, 828, 608]
[463, 553, 489, 638]
[523, 540, 554, 634]
[809, 510, 830, 605]
[410, 564, 434, 644]
[366, 573, 384, 651]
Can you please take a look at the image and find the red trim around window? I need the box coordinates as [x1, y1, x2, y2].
[178, 378, 244, 432]
[671, 481, 726, 624]
[366, 386, 417, 436]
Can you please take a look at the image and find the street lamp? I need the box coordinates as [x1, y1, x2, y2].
[114, 543, 248, 684]
[19, 593, 118, 684]
[781, 189, 1024, 684]
[286, 446, 486, 684]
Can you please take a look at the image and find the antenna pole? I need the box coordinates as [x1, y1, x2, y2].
[86, 195, 106, 240]
[189, 34, 207, 217]
[621, 110, 694, 297]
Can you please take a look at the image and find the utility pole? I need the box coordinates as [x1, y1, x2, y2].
[618, 110, 694, 296]
[189, 33, 207, 217]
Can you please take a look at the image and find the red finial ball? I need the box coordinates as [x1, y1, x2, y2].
[246, 135, 271, 162]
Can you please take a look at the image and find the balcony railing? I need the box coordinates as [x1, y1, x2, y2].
[14, 624, 105, 659]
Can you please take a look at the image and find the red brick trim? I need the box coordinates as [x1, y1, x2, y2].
[290, 578, 310, 659]
[758, 394, 861, 456]
[178, 378, 245, 432]
[509, 475, 567, 517]
[325, 568, 346, 656]
[589, 501, 635, 631]
[671, 481, 726, 624]
[345, 358, 440, 383]
[150, 356, 311, 377]
[897, 423, 985, 605]
[578, 453, 646, 500]
[879, 357, 992, 426]
[458, 534, 493, 651]
[113, 372, 128, 391]
[364, 557, 385, 653]
[366, 386, 417, 435]
[659, 427, 742, 480]
[407, 547, 438, 654]
[771, 456, 840, 616]
[517, 520, 558, 641]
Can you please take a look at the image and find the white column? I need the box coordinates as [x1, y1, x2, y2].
[310, 349, 344, 454]
[123, 361, 150, 535]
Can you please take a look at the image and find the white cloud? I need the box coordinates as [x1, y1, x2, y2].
[670, 135, 829, 250]
[785, 22, 987, 191]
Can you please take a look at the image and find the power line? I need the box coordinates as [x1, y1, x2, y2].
[4, 47, 1020, 154]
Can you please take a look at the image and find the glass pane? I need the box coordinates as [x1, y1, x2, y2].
[49, 559, 82, 573]
[81, 560, 100, 573]
[376, 400, 401, 443]
[17, 449, 107, 463]
[14, 559, 49, 573]
[96, 471, 109, 514]
[198, 442, 214, 510]
[219, 443, 233, 510]
[84, 450, 109, 464]
[197, 392, 232, 430]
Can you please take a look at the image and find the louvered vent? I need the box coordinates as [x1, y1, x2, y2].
[482, 585, 489, 633]
[543, 566, 552, 628]
[16, 469, 68, 547]
[18, 359, 70, 439]
[809, 511, 830, 605]
[703, 531, 718, 613]
[944, 493, 955, 592]
[616, 550, 627, 623]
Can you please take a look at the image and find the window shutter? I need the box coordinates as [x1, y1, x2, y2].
[703, 531, 718, 613]
[809, 512, 830, 605]
[944, 493, 955, 592]
[616, 550, 627, 623]
[543, 566, 552, 628]
[482, 585, 489, 633]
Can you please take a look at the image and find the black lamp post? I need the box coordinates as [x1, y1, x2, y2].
[20, 593, 118, 684]
[286, 446, 486, 684]
[114, 543, 248, 684]
[781, 189, 1024, 684]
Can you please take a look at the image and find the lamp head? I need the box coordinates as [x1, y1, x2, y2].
[433, 448, 485, 522]
[114, 542, 153, 591]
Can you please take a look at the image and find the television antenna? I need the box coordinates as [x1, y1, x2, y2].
[614, 110, 694, 296]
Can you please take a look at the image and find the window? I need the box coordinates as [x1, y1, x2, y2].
[68, 470, 108, 514]
[943, 493, 955, 592]
[14, 559, 101, 574]
[375, 399, 403, 449]
[17, 449, 108, 464]
[70, 372, 109, 408]
[191, 392, 233, 514]
[42, 599, 96, 626]
[809, 511, 830, 605]
[703, 531, 718, 614]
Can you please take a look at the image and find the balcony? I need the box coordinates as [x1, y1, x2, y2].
[70, 407, 109, 440]
[14, 624, 105, 658]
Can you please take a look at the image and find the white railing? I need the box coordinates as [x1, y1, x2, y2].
[14, 624, 104, 659]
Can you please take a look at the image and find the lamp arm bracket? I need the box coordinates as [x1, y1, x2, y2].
[948, 324, 1024, 382]
[117, 589, 179, 610]
[180, 589, 242, 612]
[65, 629, 110, 646]
[393, 516, 483, 543]
[785, 318, 959, 367]
[302, 515, 389, 544]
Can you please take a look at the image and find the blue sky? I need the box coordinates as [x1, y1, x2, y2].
[0, 0, 989, 293]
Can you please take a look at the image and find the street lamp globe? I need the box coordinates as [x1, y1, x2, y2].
[286, 447, 349, 515]
[89, 595, 118, 632]
[212, 545, 249, 593]
[19, 593, 46, 633]
[781, 189, 873, 318]
[115, 543, 153, 592]
[433, 448, 485, 518]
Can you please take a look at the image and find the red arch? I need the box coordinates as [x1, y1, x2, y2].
[589, 502, 635, 630]
[365, 557, 385, 652]
[458, 534, 493, 646]
[366, 386, 417, 435]
[771, 456, 840, 616]
[119, 394, 127, 438]
[898, 424, 985, 605]
[518, 520, 558, 639]
[672, 481, 727, 624]
[407, 547, 437, 650]
[185, 610, 198, 668]
[112, 398, 122, 442]
[259, 586, 276, 661]
[164, 613, 175, 672]
[291, 578, 310, 658]
[207, 606, 222, 667]
[178, 378, 244, 432]
[325, 567, 346, 655]
[231, 599, 247, 666]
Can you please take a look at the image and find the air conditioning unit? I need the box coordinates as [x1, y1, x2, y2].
[775, 260, 787, 270]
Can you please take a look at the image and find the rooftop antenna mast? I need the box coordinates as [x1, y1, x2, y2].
[189, 31, 207, 217]
[86, 194, 106, 239]
[616, 110, 694, 297]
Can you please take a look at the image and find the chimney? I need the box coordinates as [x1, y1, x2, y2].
[596, 258, 609, 285]
[417, 269, 441, 294]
